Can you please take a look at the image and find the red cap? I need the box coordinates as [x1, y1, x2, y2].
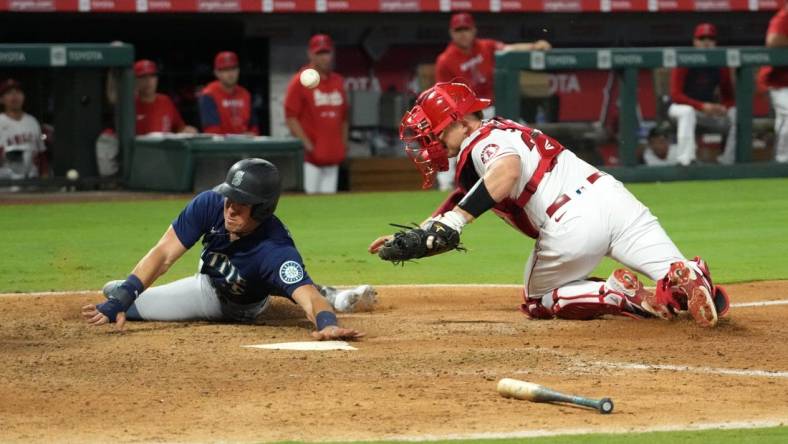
[694, 23, 717, 39]
[134, 59, 158, 77]
[450, 13, 475, 31]
[308, 34, 334, 55]
[0, 78, 22, 95]
[214, 51, 239, 70]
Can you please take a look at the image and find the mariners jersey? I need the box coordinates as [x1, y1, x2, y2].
[136, 94, 186, 134]
[284, 66, 348, 166]
[435, 38, 505, 100]
[172, 191, 313, 304]
[456, 119, 597, 230]
[199, 81, 259, 135]
[0, 113, 45, 179]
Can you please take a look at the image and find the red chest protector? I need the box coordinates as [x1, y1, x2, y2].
[454, 118, 565, 239]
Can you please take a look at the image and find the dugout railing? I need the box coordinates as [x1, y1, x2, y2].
[495, 47, 788, 181]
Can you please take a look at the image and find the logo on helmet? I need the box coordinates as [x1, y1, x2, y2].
[279, 261, 304, 285]
[231, 171, 245, 186]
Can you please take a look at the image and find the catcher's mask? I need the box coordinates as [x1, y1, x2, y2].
[214, 158, 281, 222]
[399, 82, 490, 189]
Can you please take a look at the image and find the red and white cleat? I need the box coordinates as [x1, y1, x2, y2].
[666, 257, 727, 327]
[608, 269, 672, 320]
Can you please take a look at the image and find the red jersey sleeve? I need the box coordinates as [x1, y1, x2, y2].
[670, 68, 705, 111]
[284, 74, 304, 119]
[338, 75, 349, 121]
[435, 53, 455, 83]
[768, 9, 788, 38]
[719, 68, 735, 108]
[163, 95, 186, 132]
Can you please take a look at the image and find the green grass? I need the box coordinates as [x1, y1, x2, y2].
[299, 425, 788, 443]
[1, 177, 787, 292]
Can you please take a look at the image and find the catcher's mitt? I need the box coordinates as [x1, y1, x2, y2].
[378, 220, 464, 264]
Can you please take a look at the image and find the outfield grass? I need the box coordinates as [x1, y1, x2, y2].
[1, 178, 787, 292]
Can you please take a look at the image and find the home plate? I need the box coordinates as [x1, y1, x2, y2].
[242, 341, 357, 351]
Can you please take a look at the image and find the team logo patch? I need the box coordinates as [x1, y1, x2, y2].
[279, 261, 304, 285]
[480, 143, 501, 164]
[231, 171, 245, 186]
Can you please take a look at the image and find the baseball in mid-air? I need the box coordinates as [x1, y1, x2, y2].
[299, 68, 320, 89]
[66, 169, 79, 181]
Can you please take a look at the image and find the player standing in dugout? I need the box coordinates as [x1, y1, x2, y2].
[284, 34, 349, 195]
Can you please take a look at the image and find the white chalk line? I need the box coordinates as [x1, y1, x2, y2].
[522, 346, 788, 380]
[385, 419, 788, 442]
[732, 299, 788, 308]
[584, 361, 788, 379]
[2, 285, 787, 308]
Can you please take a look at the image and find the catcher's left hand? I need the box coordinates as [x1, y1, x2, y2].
[376, 219, 463, 264]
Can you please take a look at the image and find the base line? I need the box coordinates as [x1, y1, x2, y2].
[587, 361, 788, 379]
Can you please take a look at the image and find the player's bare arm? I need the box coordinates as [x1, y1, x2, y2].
[453, 154, 522, 221]
[129, 226, 189, 286]
[766, 32, 788, 47]
[82, 226, 188, 331]
[504, 41, 552, 52]
[292, 285, 365, 340]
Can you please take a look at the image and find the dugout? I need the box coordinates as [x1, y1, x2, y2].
[1, 9, 786, 189]
[0, 43, 135, 185]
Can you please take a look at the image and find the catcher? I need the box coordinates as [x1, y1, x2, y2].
[369, 82, 730, 327]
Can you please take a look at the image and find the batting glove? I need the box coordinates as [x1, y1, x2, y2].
[96, 275, 143, 322]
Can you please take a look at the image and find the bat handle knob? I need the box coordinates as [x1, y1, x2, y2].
[599, 398, 614, 414]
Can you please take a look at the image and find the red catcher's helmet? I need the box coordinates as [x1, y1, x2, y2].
[399, 82, 490, 188]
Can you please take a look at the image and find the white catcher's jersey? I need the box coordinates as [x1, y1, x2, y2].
[457, 120, 687, 305]
[0, 113, 46, 179]
[460, 123, 597, 228]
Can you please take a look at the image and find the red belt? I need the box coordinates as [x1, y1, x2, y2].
[546, 171, 606, 217]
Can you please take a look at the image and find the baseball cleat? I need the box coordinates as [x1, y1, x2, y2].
[332, 285, 378, 313]
[608, 269, 670, 319]
[713, 285, 730, 317]
[667, 257, 719, 327]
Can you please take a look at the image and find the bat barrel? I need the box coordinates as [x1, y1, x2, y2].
[497, 378, 614, 414]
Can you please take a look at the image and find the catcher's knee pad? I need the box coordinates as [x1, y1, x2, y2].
[550, 282, 635, 320]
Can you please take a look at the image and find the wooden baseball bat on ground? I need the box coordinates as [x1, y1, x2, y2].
[497, 378, 614, 414]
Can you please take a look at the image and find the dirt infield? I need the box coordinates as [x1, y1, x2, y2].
[1, 282, 787, 443]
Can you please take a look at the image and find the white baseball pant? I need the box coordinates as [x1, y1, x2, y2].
[524, 175, 686, 316]
[303, 161, 339, 194]
[770, 88, 788, 163]
[668, 103, 737, 165]
[126, 273, 269, 323]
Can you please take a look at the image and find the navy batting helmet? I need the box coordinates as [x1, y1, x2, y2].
[214, 158, 281, 222]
